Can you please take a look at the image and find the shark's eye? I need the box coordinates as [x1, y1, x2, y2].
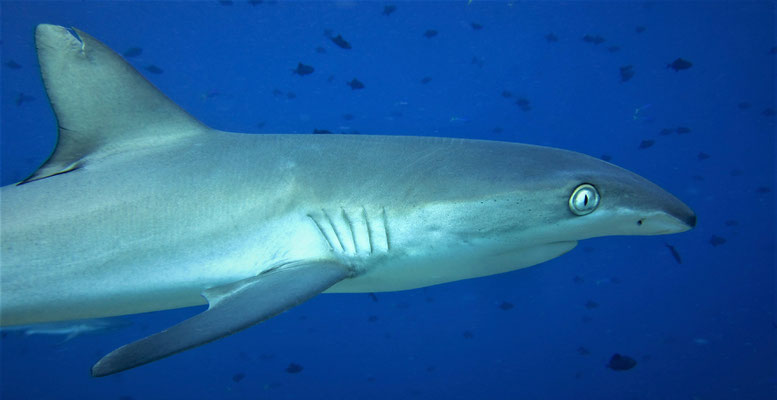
[569, 183, 600, 216]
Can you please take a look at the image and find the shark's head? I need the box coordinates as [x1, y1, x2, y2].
[439, 142, 696, 247]
[501, 145, 697, 243]
[359, 140, 696, 291]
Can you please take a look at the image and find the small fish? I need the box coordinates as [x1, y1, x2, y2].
[724, 220, 739, 227]
[667, 58, 692, 71]
[367, 315, 378, 322]
[122, 47, 143, 58]
[639, 140, 655, 149]
[607, 45, 621, 53]
[600, 155, 612, 161]
[572, 275, 584, 284]
[4, 60, 22, 69]
[368, 293, 378, 302]
[665, 243, 682, 264]
[342, 113, 354, 120]
[15, 93, 35, 106]
[498, 301, 514, 310]
[492, 127, 503, 134]
[382, 5, 396, 16]
[285, 363, 303, 374]
[462, 330, 474, 339]
[756, 186, 771, 194]
[545, 33, 558, 42]
[501, 90, 513, 98]
[330, 34, 351, 50]
[248, 0, 264, 5]
[709, 235, 726, 247]
[762, 108, 776, 116]
[697, 152, 710, 160]
[292, 62, 314, 76]
[423, 29, 438, 38]
[286, 92, 296, 99]
[577, 346, 590, 355]
[607, 353, 637, 371]
[584, 300, 599, 309]
[582, 34, 605, 44]
[470, 22, 483, 30]
[347, 78, 364, 90]
[515, 98, 531, 111]
[313, 129, 332, 134]
[635, 26, 646, 33]
[144, 65, 163, 74]
[659, 128, 674, 136]
[315, 46, 326, 54]
[232, 372, 245, 382]
[676, 126, 691, 134]
[620, 65, 634, 82]
[420, 76, 432, 84]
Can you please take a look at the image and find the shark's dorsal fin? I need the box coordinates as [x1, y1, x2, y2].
[21, 24, 208, 184]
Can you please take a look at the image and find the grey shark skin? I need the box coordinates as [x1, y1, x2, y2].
[0, 25, 695, 377]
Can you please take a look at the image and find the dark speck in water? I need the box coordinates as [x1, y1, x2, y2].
[123, 47, 143, 57]
[286, 363, 304, 374]
[144, 65, 163, 74]
[709, 235, 726, 247]
[607, 354, 637, 371]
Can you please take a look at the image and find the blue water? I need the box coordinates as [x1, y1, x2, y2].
[1, 1, 774, 399]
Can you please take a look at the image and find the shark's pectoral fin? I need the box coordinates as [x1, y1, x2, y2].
[91, 261, 351, 377]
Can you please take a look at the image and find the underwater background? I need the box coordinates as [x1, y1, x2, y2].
[1, 1, 774, 399]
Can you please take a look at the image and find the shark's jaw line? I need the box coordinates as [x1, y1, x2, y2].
[0, 24, 696, 377]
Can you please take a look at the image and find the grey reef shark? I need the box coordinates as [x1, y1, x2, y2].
[0, 25, 696, 377]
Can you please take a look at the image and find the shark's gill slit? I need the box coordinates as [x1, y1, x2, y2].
[362, 207, 374, 254]
[307, 214, 333, 251]
[381, 207, 391, 251]
[322, 209, 345, 252]
[341, 208, 357, 254]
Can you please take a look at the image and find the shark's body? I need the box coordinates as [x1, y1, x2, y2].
[0, 25, 695, 376]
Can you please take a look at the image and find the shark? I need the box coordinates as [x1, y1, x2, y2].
[0, 25, 696, 377]
[1, 318, 132, 342]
